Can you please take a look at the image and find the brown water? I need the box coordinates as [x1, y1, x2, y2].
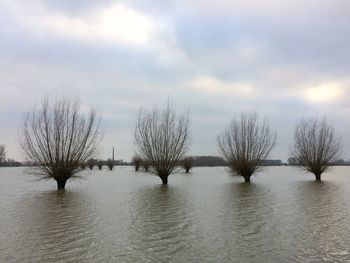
[1, 166, 350, 262]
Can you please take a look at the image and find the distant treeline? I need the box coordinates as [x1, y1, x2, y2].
[0, 160, 22, 167]
[192, 156, 227, 166]
[192, 156, 287, 167]
[191, 156, 350, 167]
[287, 157, 350, 166]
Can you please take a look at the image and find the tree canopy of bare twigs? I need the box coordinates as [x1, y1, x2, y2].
[217, 113, 276, 182]
[0, 145, 6, 163]
[290, 118, 342, 180]
[19, 95, 102, 190]
[134, 101, 190, 184]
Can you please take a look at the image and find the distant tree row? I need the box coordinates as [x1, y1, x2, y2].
[18, 95, 343, 190]
[79, 158, 124, 171]
[132, 155, 193, 173]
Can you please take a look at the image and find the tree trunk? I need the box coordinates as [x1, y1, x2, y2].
[185, 168, 190, 173]
[56, 178, 67, 190]
[160, 175, 168, 185]
[243, 175, 251, 182]
[315, 173, 321, 181]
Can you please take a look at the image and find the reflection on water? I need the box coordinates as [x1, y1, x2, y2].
[131, 186, 193, 262]
[222, 183, 275, 260]
[8, 191, 98, 262]
[292, 181, 350, 262]
[1, 167, 350, 262]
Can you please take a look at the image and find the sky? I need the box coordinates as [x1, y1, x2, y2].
[0, 0, 350, 162]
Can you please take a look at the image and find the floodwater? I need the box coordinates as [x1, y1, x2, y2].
[1, 166, 350, 263]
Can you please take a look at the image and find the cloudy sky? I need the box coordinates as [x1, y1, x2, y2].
[1, 0, 350, 162]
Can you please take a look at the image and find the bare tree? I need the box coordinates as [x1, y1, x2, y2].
[132, 155, 142, 171]
[19, 95, 102, 190]
[142, 159, 151, 172]
[87, 158, 96, 170]
[182, 156, 194, 173]
[217, 113, 276, 182]
[290, 118, 342, 180]
[97, 160, 103, 170]
[0, 145, 6, 163]
[107, 159, 114, 171]
[134, 101, 190, 184]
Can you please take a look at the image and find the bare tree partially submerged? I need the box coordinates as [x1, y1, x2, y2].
[132, 155, 142, 171]
[107, 160, 114, 171]
[87, 159, 96, 170]
[134, 101, 190, 184]
[290, 118, 342, 180]
[19, 95, 102, 190]
[182, 156, 194, 173]
[80, 163, 86, 170]
[142, 159, 151, 172]
[97, 161, 103, 170]
[217, 113, 276, 182]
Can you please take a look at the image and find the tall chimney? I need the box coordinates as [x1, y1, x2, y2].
[112, 147, 115, 162]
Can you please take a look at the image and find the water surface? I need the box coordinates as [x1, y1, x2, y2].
[1, 166, 350, 262]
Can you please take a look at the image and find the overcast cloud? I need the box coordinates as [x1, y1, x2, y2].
[1, 0, 350, 162]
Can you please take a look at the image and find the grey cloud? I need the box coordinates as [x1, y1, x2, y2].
[1, 0, 350, 162]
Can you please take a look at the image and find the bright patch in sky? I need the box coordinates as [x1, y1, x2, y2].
[14, 2, 154, 45]
[303, 83, 343, 103]
[190, 76, 254, 95]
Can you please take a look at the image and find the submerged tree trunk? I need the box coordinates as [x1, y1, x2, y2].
[315, 173, 321, 181]
[56, 178, 67, 190]
[185, 168, 190, 173]
[243, 175, 251, 182]
[160, 175, 168, 185]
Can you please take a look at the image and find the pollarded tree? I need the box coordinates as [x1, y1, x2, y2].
[132, 155, 142, 171]
[142, 159, 151, 172]
[107, 159, 114, 171]
[134, 101, 190, 184]
[290, 118, 342, 180]
[19, 95, 102, 190]
[182, 156, 194, 173]
[97, 160, 103, 170]
[87, 158, 96, 170]
[217, 113, 276, 182]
